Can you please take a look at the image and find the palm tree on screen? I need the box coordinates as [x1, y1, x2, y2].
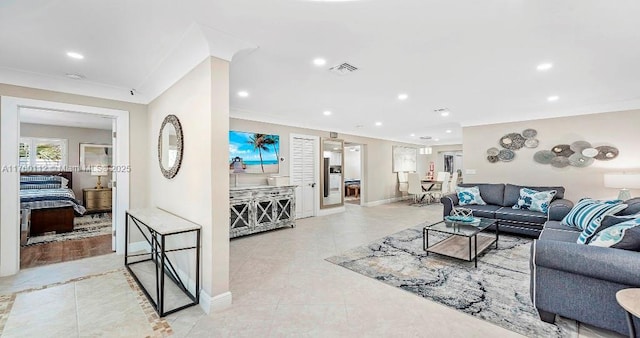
[248, 134, 270, 172]
[264, 135, 279, 159]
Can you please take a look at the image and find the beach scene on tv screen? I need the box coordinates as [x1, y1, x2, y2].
[229, 131, 280, 174]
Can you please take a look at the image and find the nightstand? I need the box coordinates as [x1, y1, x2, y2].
[83, 188, 112, 213]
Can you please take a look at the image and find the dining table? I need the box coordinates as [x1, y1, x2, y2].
[419, 179, 440, 203]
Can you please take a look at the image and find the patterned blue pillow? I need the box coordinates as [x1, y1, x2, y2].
[456, 186, 486, 206]
[512, 188, 557, 214]
[562, 198, 627, 231]
[588, 218, 640, 251]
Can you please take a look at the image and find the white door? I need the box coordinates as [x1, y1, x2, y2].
[291, 136, 317, 219]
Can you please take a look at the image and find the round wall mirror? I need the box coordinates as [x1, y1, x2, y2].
[158, 114, 183, 179]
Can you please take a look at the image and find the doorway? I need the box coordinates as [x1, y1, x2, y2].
[290, 134, 319, 219]
[0, 97, 129, 276]
[344, 143, 363, 206]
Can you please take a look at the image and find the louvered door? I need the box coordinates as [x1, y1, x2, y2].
[291, 136, 316, 218]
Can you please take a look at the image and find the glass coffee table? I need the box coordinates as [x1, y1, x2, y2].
[423, 218, 498, 268]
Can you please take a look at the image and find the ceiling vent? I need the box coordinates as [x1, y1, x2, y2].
[329, 63, 358, 75]
[419, 136, 432, 140]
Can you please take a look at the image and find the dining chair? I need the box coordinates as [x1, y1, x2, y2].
[407, 173, 427, 204]
[431, 172, 451, 202]
[397, 171, 409, 195]
[450, 171, 459, 191]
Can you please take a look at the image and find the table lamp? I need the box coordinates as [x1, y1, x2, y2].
[604, 173, 640, 200]
[91, 166, 108, 189]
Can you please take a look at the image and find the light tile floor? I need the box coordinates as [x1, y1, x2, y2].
[0, 202, 624, 337]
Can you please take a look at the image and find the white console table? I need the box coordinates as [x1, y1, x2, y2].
[125, 208, 201, 317]
[229, 185, 296, 238]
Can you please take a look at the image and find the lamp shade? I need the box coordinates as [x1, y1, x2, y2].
[91, 166, 108, 177]
[604, 174, 640, 189]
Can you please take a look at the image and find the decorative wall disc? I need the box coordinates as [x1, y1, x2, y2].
[499, 133, 526, 150]
[534, 150, 556, 164]
[569, 153, 595, 167]
[581, 148, 598, 158]
[524, 139, 539, 148]
[498, 149, 515, 162]
[486, 147, 500, 156]
[487, 155, 499, 163]
[594, 146, 619, 160]
[551, 144, 574, 157]
[570, 141, 592, 153]
[550, 156, 570, 168]
[522, 129, 537, 139]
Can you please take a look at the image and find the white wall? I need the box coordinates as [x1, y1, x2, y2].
[20, 123, 112, 198]
[147, 57, 230, 312]
[344, 147, 361, 180]
[230, 118, 421, 205]
[463, 109, 640, 201]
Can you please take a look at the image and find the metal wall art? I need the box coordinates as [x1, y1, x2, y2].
[486, 128, 539, 163]
[533, 140, 619, 169]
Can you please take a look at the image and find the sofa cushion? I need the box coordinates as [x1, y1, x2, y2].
[539, 228, 581, 242]
[504, 184, 565, 207]
[617, 198, 640, 216]
[544, 220, 580, 232]
[463, 205, 501, 219]
[456, 186, 487, 206]
[495, 207, 548, 225]
[512, 188, 557, 214]
[458, 183, 505, 206]
[562, 198, 628, 231]
[588, 217, 640, 251]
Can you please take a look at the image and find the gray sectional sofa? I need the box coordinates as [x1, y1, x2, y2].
[530, 198, 640, 336]
[441, 183, 574, 237]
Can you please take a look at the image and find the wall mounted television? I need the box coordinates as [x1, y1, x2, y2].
[229, 131, 280, 174]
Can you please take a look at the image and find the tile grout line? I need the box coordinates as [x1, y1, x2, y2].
[74, 281, 81, 337]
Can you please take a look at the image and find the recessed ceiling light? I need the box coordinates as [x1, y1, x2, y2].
[65, 73, 85, 80]
[410, 133, 416, 137]
[313, 58, 327, 66]
[398, 93, 409, 101]
[434, 108, 450, 116]
[547, 95, 559, 102]
[66, 51, 84, 60]
[434, 138, 440, 141]
[445, 129, 452, 133]
[537, 63, 553, 71]
[238, 91, 249, 97]
[441, 111, 450, 117]
[375, 121, 382, 126]
[323, 110, 332, 116]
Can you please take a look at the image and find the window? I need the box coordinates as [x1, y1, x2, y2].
[19, 138, 68, 170]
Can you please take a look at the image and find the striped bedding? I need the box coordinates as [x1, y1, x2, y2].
[20, 188, 86, 215]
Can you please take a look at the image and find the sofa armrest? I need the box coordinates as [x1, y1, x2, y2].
[532, 239, 640, 286]
[548, 198, 573, 221]
[441, 193, 459, 217]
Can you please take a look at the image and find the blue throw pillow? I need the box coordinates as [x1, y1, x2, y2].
[562, 198, 627, 231]
[456, 186, 486, 206]
[512, 188, 556, 214]
[588, 217, 640, 251]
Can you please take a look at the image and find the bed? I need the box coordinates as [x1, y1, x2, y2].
[20, 171, 86, 236]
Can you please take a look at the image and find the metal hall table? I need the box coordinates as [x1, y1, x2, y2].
[125, 208, 201, 317]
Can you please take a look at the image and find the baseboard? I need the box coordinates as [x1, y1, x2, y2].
[363, 196, 407, 207]
[199, 289, 233, 314]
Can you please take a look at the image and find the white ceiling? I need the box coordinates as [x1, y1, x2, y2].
[20, 108, 113, 130]
[2, 1, 640, 145]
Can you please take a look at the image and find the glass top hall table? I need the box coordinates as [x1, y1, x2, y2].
[423, 218, 498, 268]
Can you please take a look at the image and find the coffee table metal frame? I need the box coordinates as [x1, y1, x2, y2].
[423, 218, 498, 268]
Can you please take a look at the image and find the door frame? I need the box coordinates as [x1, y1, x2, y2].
[289, 133, 320, 218]
[0, 97, 129, 276]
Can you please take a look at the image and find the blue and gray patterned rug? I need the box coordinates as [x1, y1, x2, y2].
[326, 224, 579, 337]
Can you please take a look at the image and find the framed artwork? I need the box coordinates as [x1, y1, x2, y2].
[80, 143, 112, 170]
[392, 146, 417, 172]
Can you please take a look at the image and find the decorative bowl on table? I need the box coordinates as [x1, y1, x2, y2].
[446, 207, 480, 224]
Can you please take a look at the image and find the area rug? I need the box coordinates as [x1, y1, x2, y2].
[326, 224, 579, 337]
[0, 269, 172, 337]
[26, 213, 112, 246]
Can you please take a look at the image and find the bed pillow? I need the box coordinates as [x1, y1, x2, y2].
[512, 188, 557, 214]
[561, 198, 627, 231]
[456, 186, 487, 206]
[19, 175, 64, 190]
[588, 217, 640, 251]
[60, 177, 69, 189]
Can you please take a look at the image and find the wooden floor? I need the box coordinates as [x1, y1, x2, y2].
[20, 234, 113, 269]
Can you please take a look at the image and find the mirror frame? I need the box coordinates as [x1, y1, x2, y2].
[158, 114, 184, 179]
[320, 138, 344, 209]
